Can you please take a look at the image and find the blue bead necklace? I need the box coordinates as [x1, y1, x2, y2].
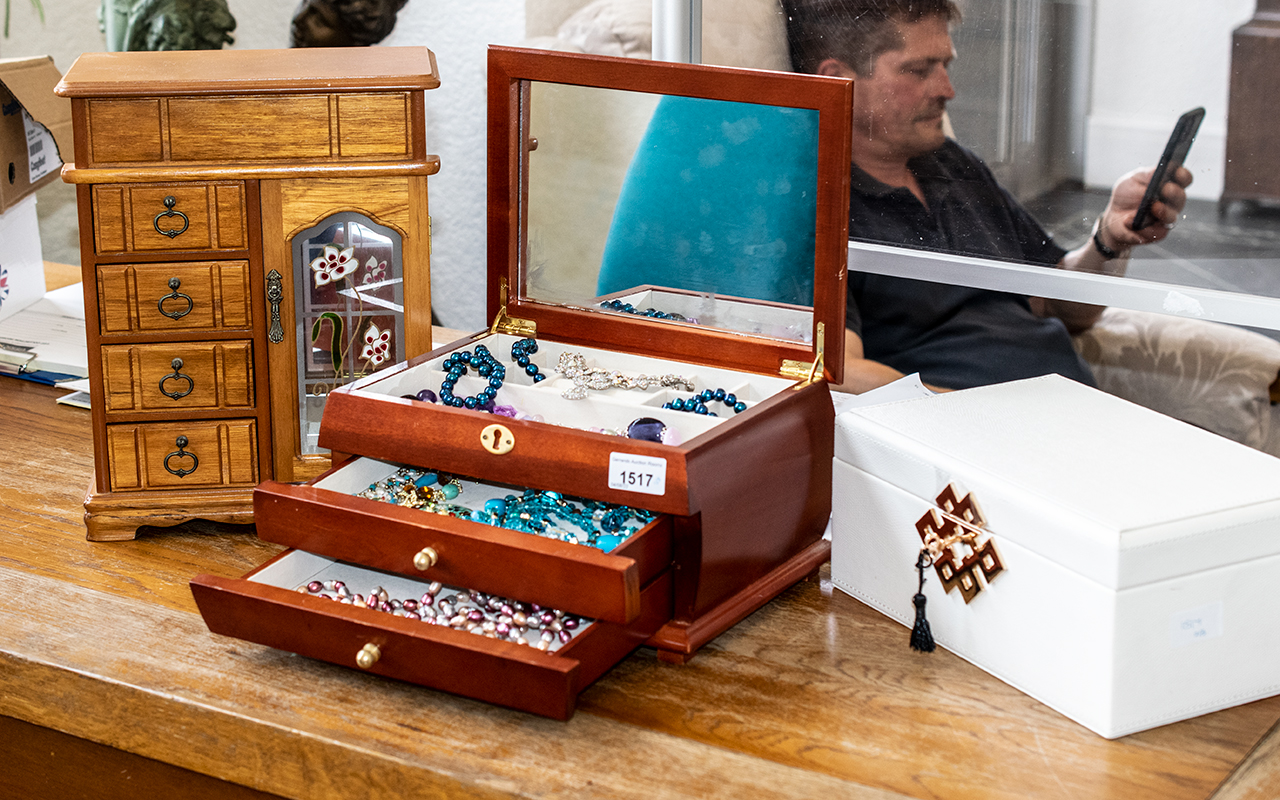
[663, 387, 746, 416]
[600, 298, 691, 322]
[357, 467, 655, 554]
[438, 344, 505, 410]
[510, 338, 546, 383]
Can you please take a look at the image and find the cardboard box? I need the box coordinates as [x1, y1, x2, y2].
[0, 56, 73, 325]
[0, 56, 72, 213]
[831, 375, 1280, 738]
[0, 194, 48, 324]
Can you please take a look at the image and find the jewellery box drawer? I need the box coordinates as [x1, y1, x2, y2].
[253, 456, 673, 625]
[191, 550, 673, 720]
[105, 418, 258, 491]
[96, 261, 252, 335]
[92, 181, 247, 254]
[101, 340, 254, 413]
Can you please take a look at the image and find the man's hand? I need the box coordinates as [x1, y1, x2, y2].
[1097, 165, 1193, 253]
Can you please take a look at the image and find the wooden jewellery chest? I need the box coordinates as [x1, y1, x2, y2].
[55, 47, 439, 541]
[191, 47, 853, 718]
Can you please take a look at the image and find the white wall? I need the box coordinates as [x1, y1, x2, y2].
[0, 0, 527, 330]
[383, 2, 528, 330]
[1086, 0, 1254, 200]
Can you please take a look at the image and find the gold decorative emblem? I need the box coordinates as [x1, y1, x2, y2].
[914, 484, 1004, 604]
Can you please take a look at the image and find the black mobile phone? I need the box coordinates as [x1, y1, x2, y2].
[1130, 106, 1204, 231]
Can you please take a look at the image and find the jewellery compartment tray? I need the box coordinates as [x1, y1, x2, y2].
[191, 550, 673, 720]
[318, 332, 828, 515]
[253, 455, 673, 625]
[315, 332, 835, 640]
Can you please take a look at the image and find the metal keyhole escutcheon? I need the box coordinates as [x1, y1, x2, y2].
[158, 277, 193, 319]
[159, 357, 194, 400]
[266, 269, 284, 344]
[480, 423, 515, 455]
[164, 435, 198, 477]
[153, 195, 190, 239]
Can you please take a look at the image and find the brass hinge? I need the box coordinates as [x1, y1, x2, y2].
[780, 321, 825, 387]
[488, 277, 537, 337]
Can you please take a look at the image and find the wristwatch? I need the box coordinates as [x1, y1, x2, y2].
[1092, 222, 1127, 260]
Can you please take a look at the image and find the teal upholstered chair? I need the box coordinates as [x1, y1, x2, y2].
[596, 94, 820, 307]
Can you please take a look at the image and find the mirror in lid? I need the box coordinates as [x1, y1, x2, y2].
[216, 47, 852, 704]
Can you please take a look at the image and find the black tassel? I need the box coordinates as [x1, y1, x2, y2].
[910, 550, 936, 653]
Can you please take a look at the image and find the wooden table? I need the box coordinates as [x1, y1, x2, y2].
[3, 273, 1279, 798]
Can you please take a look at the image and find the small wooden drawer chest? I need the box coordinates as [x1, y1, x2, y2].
[57, 48, 440, 541]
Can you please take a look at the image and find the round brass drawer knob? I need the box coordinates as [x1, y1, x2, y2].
[413, 547, 439, 571]
[355, 643, 381, 669]
[480, 423, 515, 455]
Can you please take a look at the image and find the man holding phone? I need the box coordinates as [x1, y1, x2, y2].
[784, 0, 1193, 393]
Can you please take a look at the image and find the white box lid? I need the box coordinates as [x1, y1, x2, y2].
[834, 375, 1280, 590]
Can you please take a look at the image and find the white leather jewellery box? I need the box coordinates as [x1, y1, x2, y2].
[831, 374, 1280, 739]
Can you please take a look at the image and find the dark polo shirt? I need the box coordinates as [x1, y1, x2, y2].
[847, 139, 1096, 390]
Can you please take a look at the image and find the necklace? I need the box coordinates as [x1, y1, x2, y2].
[663, 388, 747, 416]
[438, 344, 504, 410]
[357, 467, 655, 553]
[298, 579, 585, 652]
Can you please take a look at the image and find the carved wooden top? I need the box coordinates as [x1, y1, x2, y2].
[55, 46, 440, 98]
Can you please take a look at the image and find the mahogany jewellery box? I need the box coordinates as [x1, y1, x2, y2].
[192, 46, 853, 719]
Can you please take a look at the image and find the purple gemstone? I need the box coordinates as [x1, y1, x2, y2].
[403, 599, 418, 611]
[492, 404, 518, 417]
[306, 581, 322, 593]
[558, 630, 572, 643]
[562, 617, 579, 630]
[496, 622, 511, 636]
[540, 611, 555, 625]
[416, 389, 438, 403]
[626, 417, 667, 443]
[420, 593, 435, 606]
[468, 609, 484, 622]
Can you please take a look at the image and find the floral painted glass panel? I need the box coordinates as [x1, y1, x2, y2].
[293, 212, 405, 455]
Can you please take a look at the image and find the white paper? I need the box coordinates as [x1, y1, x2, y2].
[831, 373, 935, 416]
[1169, 601, 1224, 648]
[607, 452, 667, 496]
[0, 281, 88, 376]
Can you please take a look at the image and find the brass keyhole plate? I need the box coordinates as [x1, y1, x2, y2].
[480, 423, 515, 455]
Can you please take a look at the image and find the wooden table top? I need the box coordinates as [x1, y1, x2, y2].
[2, 282, 1279, 798]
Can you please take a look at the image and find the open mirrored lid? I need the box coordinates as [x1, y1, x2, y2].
[487, 46, 852, 384]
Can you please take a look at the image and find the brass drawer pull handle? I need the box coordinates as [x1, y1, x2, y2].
[164, 435, 198, 477]
[266, 269, 284, 344]
[413, 547, 438, 571]
[153, 196, 190, 239]
[159, 358, 194, 400]
[356, 643, 381, 669]
[158, 277, 193, 319]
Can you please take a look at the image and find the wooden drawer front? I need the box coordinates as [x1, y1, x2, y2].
[85, 99, 163, 164]
[97, 261, 251, 335]
[84, 94, 413, 165]
[93, 182, 247, 254]
[106, 419, 258, 491]
[168, 96, 332, 162]
[190, 551, 672, 720]
[101, 341, 254, 413]
[336, 93, 412, 158]
[254, 466, 673, 625]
